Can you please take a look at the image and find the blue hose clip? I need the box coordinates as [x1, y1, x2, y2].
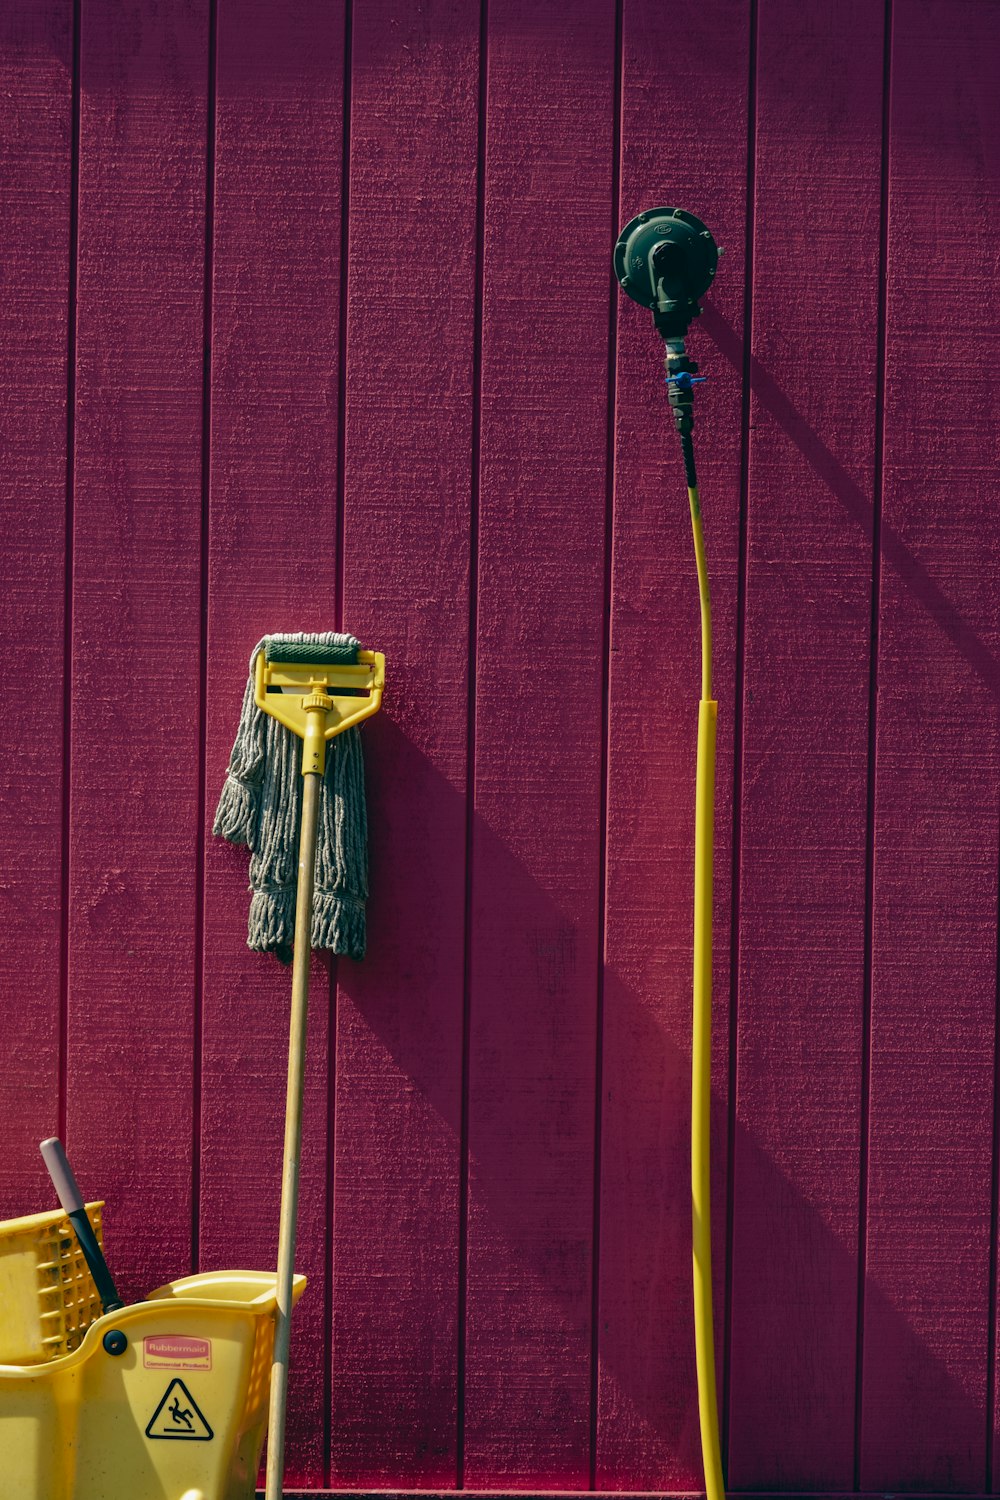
[665, 370, 707, 392]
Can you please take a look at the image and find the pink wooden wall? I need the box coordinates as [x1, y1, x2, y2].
[2, 0, 1000, 1494]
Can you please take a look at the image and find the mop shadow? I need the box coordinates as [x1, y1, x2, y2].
[337, 715, 979, 1491]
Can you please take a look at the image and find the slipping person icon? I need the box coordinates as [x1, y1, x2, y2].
[169, 1395, 194, 1431]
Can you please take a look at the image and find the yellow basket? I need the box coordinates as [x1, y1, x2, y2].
[0, 1202, 105, 1365]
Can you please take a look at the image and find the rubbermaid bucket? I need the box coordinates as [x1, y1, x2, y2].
[0, 1269, 305, 1500]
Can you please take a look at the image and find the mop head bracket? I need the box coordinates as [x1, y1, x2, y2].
[254, 649, 385, 743]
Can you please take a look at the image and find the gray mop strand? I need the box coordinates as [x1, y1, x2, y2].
[213, 632, 368, 963]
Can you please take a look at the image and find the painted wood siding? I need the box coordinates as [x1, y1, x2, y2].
[2, 0, 999, 1493]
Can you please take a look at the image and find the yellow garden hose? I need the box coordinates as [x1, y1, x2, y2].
[688, 482, 725, 1500]
[689, 485, 712, 702]
[612, 203, 725, 1500]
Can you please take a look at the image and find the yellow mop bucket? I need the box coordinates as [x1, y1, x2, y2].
[0, 1263, 305, 1500]
[0, 1141, 307, 1500]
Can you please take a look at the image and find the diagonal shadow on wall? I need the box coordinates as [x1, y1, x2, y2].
[700, 300, 1000, 704]
[329, 716, 981, 1493]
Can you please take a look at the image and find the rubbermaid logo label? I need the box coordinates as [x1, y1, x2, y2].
[143, 1335, 212, 1370]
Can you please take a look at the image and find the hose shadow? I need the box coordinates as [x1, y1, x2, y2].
[699, 300, 1000, 706]
[330, 714, 982, 1492]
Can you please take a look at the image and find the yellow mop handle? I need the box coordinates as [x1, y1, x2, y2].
[265, 698, 329, 1500]
[688, 483, 725, 1500]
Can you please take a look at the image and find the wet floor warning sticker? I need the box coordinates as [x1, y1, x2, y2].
[145, 1378, 214, 1441]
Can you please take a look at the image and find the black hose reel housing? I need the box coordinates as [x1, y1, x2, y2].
[613, 207, 719, 340]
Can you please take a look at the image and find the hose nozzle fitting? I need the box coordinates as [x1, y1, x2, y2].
[663, 342, 700, 488]
[664, 342, 699, 437]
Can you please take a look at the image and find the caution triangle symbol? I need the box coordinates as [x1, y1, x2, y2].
[145, 1377, 214, 1441]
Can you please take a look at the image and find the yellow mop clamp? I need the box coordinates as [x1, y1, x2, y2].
[255, 636, 385, 1500]
[254, 648, 385, 775]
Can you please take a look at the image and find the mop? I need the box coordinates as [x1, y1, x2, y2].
[214, 631, 370, 963]
[215, 632, 385, 1500]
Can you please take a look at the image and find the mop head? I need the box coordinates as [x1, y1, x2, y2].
[213, 632, 368, 964]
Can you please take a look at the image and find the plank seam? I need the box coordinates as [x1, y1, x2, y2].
[456, 0, 490, 1484]
[58, 0, 83, 1149]
[988, 0, 1000, 1432]
[589, 0, 624, 1486]
[334, 0, 354, 639]
[722, 0, 759, 1470]
[853, 0, 893, 1485]
[191, 0, 218, 1280]
[989, 737, 1000, 1492]
[327, 0, 355, 1482]
[988, 329, 1000, 1493]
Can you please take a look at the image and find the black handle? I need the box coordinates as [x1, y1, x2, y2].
[39, 1137, 124, 1314]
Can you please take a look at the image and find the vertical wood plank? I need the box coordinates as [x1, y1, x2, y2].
[598, 0, 748, 1486]
[66, 0, 208, 1301]
[201, 2, 345, 1486]
[863, 1, 1000, 1488]
[462, 1, 615, 1484]
[0, 0, 73, 1221]
[333, 0, 480, 1483]
[726, 0, 885, 1487]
